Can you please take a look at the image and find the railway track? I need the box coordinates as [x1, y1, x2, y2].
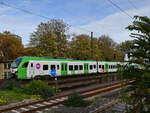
[0, 73, 118, 90]
[90, 81, 133, 113]
[0, 81, 122, 113]
[91, 99, 121, 113]
[91, 99, 130, 113]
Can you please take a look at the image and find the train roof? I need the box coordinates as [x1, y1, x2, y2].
[18, 56, 96, 62]
[16, 56, 126, 63]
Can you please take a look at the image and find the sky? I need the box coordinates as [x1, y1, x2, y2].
[0, 0, 150, 45]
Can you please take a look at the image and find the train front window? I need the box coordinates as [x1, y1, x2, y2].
[11, 58, 22, 68]
[22, 62, 29, 68]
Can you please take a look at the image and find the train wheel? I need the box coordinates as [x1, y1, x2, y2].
[34, 76, 41, 80]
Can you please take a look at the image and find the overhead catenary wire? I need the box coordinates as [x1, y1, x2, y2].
[0, 2, 51, 20]
[127, 0, 142, 16]
[107, 0, 133, 19]
[127, 0, 138, 10]
[0, 1, 96, 34]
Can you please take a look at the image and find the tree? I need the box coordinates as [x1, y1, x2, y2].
[92, 37, 100, 60]
[68, 34, 122, 61]
[69, 34, 91, 60]
[29, 19, 69, 57]
[24, 47, 41, 56]
[0, 31, 25, 60]
[97, 35, 117, 61]
[121, 16, 150, 112]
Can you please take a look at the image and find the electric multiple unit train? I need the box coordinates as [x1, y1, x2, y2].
[10, 56, 127, 79]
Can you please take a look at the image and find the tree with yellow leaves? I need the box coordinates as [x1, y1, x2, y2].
[0, 31, 25, 60]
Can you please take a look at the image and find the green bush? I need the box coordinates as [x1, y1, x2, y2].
[22, 80, 54, 98]
[64, 92, 91, 107]
[0, 80, 20, 90]
[0, 96, 8, 105]
[40, 87, 54, 99]
[31, 95, 41, 100]
[51, 86, 61, 95]
[13, 87, 25, 94]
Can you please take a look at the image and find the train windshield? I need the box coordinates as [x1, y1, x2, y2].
[11, 57, 22, 68]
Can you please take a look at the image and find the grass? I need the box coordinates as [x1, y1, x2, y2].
[0, 80, 56, 106]
[0, 89, 31, 103]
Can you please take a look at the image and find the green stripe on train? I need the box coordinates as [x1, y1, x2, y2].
[84, 63, 89, 74]
[105, 63, 108, 72]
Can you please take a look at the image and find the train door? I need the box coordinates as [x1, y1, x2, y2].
[61, 63, 68, 76]
[50, 64, 56, 77]
[19, 62, 28, 79]
[84, 63, 89, 74]
[105, 63, 109, 72]
[29, 62, 34, 78]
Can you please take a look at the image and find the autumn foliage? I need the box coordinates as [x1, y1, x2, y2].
[0, 31, 25, 60]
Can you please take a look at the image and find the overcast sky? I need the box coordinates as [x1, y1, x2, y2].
[0, 0, 150, 45]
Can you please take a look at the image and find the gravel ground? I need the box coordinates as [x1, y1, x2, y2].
[45, 97, 116, 113]
[45, 90, 122, 113]
[101, 102, 127, 113]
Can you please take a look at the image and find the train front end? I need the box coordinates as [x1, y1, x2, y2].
[10, 57, 22, 79]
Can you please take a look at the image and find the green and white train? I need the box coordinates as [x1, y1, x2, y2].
[10, 56, 126, 79]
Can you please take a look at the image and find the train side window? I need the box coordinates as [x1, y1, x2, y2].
[43, 65, 48, 70]
[22, 62, 29, 68]
[102, 65, 104, 69]
[51, 65, 56, 70]
[94, 65, 96, 69]
[69, 65, 73, 71]
[57, 65, 59, 70]
[99, 65, 101, 68]
[90, 65, 93, 70]
[79, 65, 83, 70]
[109, 65, 110, 69]
[75, 65, 78, 70]
[31, 63, 33, 67]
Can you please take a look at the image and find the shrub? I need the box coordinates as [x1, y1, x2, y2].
[0, 96, 8, 106]
[13, 87, 24, 93]
[64, 92, 91, 107]
[31, 95, 41, 100]
[40, 87, 54, 99]
[22, 80, 54, 98]
[51, 86, 61, 95]
[0, 80, 20, 90]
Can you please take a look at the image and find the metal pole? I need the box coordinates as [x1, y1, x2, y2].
[91, 32, 94, 59]
[55, 77, 58, 93]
